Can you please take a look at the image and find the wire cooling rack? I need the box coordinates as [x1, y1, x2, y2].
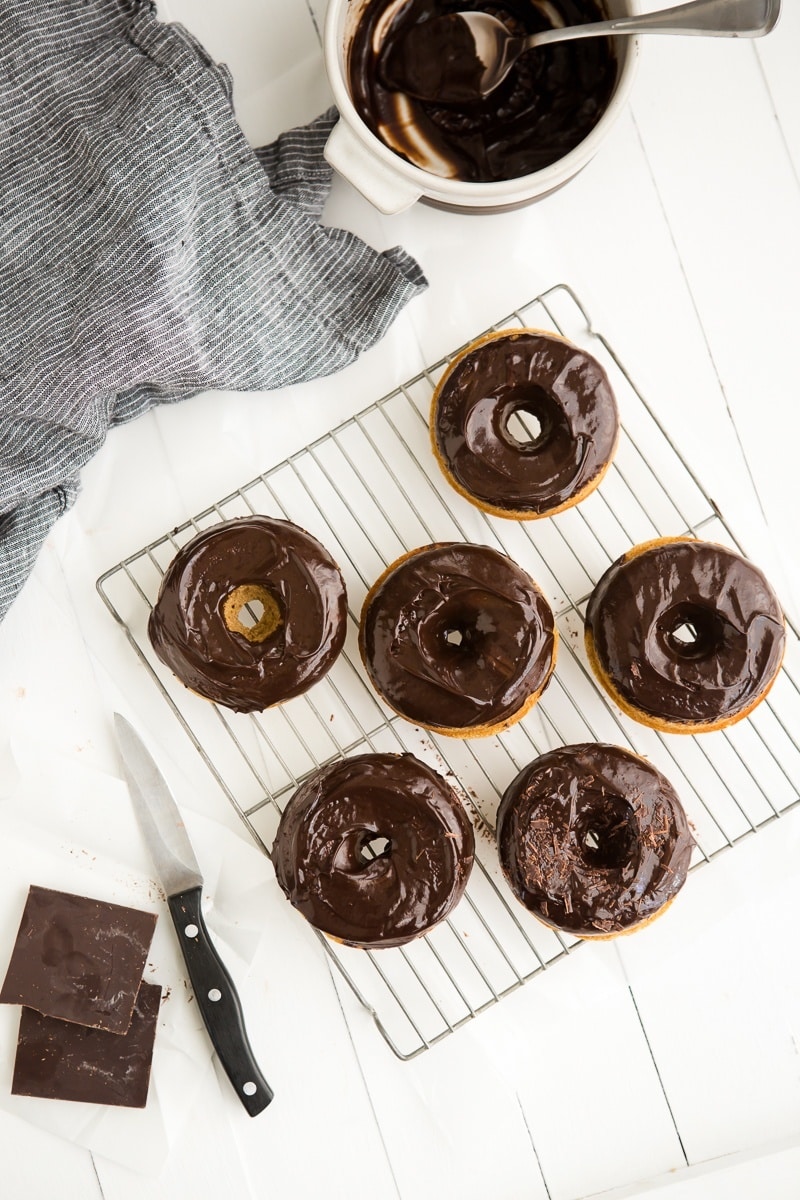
[98, 283, 800, 1060]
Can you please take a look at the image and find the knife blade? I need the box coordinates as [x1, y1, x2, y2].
[114, 712, 274, 1117]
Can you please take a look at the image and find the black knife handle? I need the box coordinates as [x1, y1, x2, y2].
[168, 887, 274, 1116]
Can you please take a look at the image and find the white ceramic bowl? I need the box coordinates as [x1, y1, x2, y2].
[323, 0, 641, 214]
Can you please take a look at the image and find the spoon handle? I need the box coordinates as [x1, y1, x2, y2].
[528, 0, 780, 47]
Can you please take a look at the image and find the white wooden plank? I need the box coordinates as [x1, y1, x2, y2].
[214, 883, 404, 1200]
[328, 968, 553, 1200]
[617, 816, 800, 1165]
[158, 0, 331, 145]
[627, 31, 800, 609]
[477, 955, 687, 1199]
[583, 1138, 800, 1200]
[757, 3, 800, 181]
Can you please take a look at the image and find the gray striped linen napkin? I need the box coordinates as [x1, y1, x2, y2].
[0, 0, 427, 622]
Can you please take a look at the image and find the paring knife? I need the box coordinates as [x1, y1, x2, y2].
[114, 713, 274, 1117]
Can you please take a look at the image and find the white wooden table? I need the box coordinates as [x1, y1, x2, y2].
[1, 2, 799, 1197]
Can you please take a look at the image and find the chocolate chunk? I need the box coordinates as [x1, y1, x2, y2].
[12, 981, 162, 1107]
[0, 885, 157, 1035]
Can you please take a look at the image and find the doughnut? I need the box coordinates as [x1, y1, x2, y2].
[148, 516, 348, 713]
[496, 743, 694, 938]
[584, 537, 786, 734]
[431, 329, 619, 519]
[271, 752, 475, 948]
[359, 542, 557, 738]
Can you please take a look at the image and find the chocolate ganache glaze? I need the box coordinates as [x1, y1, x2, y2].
[148, 516, 348, 714]
[348, 0, 618, 182]
[496, 743, 694, 937]
[585, 538, 786, 731]
[272, 753, 475, 947]
[432, 330, 619, 515]
[359, 543, 557, 734]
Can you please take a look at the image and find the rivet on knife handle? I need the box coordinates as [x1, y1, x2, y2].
[169, 886, 274, 1117]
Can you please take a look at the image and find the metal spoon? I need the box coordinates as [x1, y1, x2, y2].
[395, 0, 781, 103]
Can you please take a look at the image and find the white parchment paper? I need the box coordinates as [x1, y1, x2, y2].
[0, 738, 273, 1175]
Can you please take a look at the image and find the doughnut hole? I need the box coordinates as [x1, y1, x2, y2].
[358, 833, 392, 864]
[429, 596, 514, 682]
[222, 583, 283, 644]
[573, 792, 638, 870]
[332, 828, 393, 874]
[429, 598, 488, 657]
[440, 615, 478, 654]
[499, 383, 573, 457]
[416, 588, 529, 704]
[658, 601, 726, 662]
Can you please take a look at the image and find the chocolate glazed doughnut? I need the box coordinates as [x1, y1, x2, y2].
[148, 516, 348, 713]
[272, 753, 475, 948]
[584, 537, 786, 734]
[431, 330, 619, 518]
[496, 744, 694, 938]
[359, 542, 557, 737]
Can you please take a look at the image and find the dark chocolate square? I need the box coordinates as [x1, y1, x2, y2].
[0, 885, 157, 1035]
[12, 980, 162, 1107]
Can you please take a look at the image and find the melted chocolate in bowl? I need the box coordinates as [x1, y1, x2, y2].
[348, 0, 619, 183]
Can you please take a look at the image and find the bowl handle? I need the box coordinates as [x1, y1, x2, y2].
[324, 119, 422, 215]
